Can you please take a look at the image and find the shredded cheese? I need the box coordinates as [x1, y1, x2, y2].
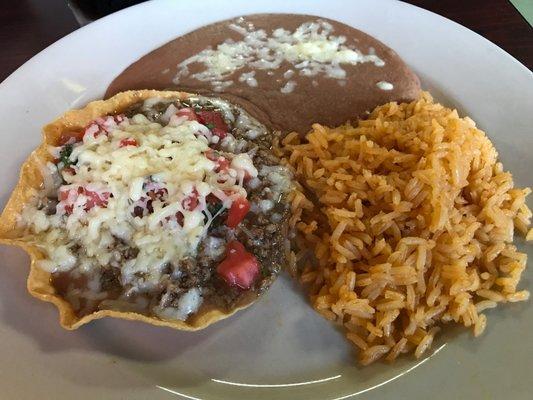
[376, 81, 394, 91]
[23, 103, 256, 295]
[19, 95, 294, 321]
[173, 19, 385, 93]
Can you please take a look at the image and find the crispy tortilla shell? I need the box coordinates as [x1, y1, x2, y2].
[0, 90, 260, 330]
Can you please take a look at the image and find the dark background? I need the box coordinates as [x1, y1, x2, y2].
[1, 0, 531, 83]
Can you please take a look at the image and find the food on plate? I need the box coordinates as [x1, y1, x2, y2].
[278, 92, 531, 364]
[0, 90, 292, 330]
[106, 14, 420, 134]
[2, 8, 528, 369]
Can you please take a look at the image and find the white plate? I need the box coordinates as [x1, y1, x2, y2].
[0, 1, 532, 399]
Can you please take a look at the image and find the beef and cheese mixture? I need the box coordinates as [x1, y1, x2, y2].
[21, 95, 292, 321]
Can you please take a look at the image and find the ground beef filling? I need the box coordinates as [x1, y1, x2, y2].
[47, 97, 291, 319]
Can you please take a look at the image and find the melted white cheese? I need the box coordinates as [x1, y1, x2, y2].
[238, 71, 258, 87]
[280, 80, 297, 94]
[376, 81, 394, 91]
[173, 19, 385, 93]
[154, 287, 202, 321]
[22, 106, 256, 291]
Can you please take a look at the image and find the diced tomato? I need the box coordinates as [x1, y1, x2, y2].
[197, 111, 228, 138]
[212, 128, 227, 139]
[176, 107, 198, 121]
[182, 189, 199, 211]
[85, 190, 110, 210]
[59, 189, 71, 202]
[217, 241, 259, 289]
[59, 186, 110, 214]
[58, 131, 84, 145]
[175, 212, 184, 226]
[83, 122, 102, 139]
[113, 114, 126, 124]
[62, 166, 76, 175]
[205, 150, 230, 172]
[243, 171, 253, 181]
[146, 187, 168, 201]
[132, 206, 144, 218]
[83, 120, 107, 139]
[96, 114, 126, 129]
[205, 193, 220, 204]
[226, 197, 250, 228]
[83, 114, 127, 140]
[133, 183, 167, 218]
[119, 138, 138, 147]
[216, 157, 230, 172]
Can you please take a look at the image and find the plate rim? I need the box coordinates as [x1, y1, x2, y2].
[0, 1, 531, 400]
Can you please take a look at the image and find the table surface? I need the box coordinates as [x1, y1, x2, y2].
[1, 0, 532, 83]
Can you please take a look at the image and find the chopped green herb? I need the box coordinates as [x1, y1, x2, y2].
[59, 144, 73, 167]
[205, 123, 215, 130]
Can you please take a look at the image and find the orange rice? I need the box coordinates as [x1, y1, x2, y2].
[276, 92, 532, 365]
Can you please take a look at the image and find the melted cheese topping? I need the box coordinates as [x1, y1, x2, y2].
[376, 81, 394, 91]
[22, 107, 256, 298]
[173, 19, 385, 93]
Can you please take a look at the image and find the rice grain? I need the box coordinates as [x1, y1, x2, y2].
[280, 92, 531, 364]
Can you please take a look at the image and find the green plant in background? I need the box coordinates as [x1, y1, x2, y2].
[510, 0, 533, 26]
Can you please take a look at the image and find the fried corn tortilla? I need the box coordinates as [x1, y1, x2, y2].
[0, 90, 291, 330]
